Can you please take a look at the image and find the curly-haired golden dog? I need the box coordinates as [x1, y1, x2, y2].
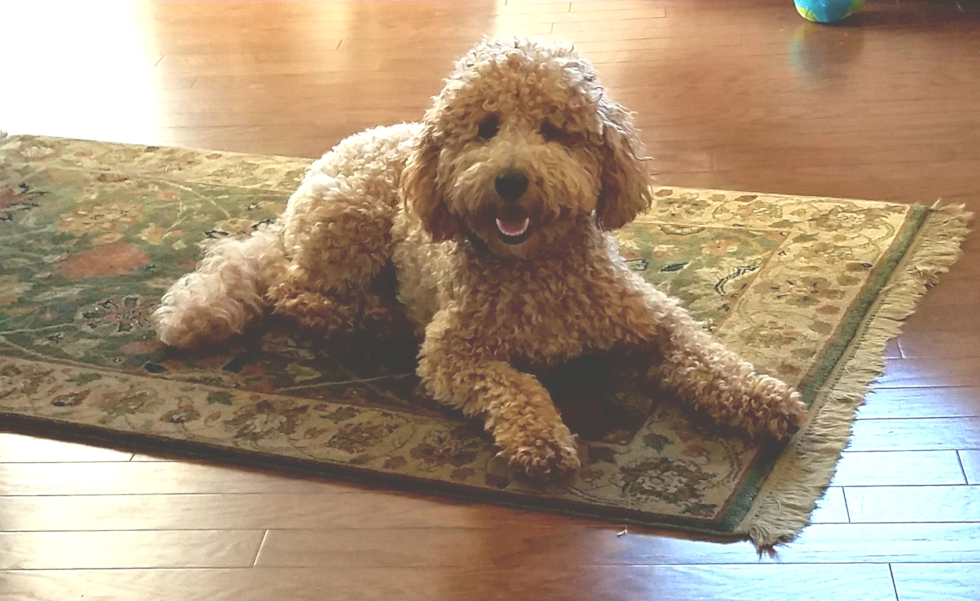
[153, 38, 806, 477]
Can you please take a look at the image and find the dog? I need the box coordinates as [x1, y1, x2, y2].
[153, 38, 806, 477]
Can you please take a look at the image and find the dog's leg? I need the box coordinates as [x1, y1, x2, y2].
[266, 173, 399, 336]
[418, 325, 580, 477]
[632, 286, 806, 439]
[153, 225, 284, 349]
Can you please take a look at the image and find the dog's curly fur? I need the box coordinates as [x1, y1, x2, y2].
[153, 38, 806, 477]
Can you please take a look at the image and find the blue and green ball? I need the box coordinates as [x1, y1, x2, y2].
[794, 0, 864, 23]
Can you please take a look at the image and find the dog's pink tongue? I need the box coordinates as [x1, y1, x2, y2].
[496, 217, 530, 237]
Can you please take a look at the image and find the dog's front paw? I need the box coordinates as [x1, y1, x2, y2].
[745, 377, 807, 440]
[502, 424, 580, 479]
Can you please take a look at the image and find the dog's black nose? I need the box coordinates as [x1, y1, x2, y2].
[495, 170, 529, 202]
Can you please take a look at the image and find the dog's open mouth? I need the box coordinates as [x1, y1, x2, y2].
[495, 207, 532, 245]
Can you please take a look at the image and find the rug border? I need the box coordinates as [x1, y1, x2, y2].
[713, 203, 929, 532]
[737, 201, 973, 548]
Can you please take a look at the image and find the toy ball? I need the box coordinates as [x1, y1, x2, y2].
[794, 0, 864, 23]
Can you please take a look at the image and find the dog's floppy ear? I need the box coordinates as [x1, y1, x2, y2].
[401, 120, 459, 242]
[595, 101, 652, 230]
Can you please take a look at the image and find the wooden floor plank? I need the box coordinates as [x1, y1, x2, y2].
[845, 486, 980, 522]
[0, 530, 264, 570]
[959, 451, 980, 484]
[0, 462, 354, 496]
[875, 358, 980, 388]
[256, 523, 980, 566]
[0, 433, 133, 463]
[959, 0, 980, 12]
[856, 388, 980, 420]
[891, 563, 980, 601]
[848, 417, 980, 451]
[899, 331, 980, 359]
[0, 564, 898, 601]
[831, 451, 967, 486]
[903, 279, 980, 311]
[811, 487, 850, 524]
[901, 310, 980, 337]
[0, 493, 591, 532]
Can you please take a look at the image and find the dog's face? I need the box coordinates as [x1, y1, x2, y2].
[402, 39, 652, 260]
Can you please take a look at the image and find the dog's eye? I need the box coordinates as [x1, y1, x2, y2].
[478, 116, 499, 140]
[540, 121, 563, 142]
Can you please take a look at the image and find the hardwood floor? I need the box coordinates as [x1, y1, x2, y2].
[2, 1, 979, 599]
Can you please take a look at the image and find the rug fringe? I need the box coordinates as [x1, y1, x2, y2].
[740, 202, 973, 548]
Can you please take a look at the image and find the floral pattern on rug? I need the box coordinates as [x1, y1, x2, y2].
[0, 135, 915, 528]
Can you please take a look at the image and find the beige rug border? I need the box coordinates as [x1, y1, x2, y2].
[739, 201, 973, 549]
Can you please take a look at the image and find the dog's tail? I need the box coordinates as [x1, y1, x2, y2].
[152, 224, 285, 349]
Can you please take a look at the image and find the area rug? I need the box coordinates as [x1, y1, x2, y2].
[0, 133, 970, 547]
